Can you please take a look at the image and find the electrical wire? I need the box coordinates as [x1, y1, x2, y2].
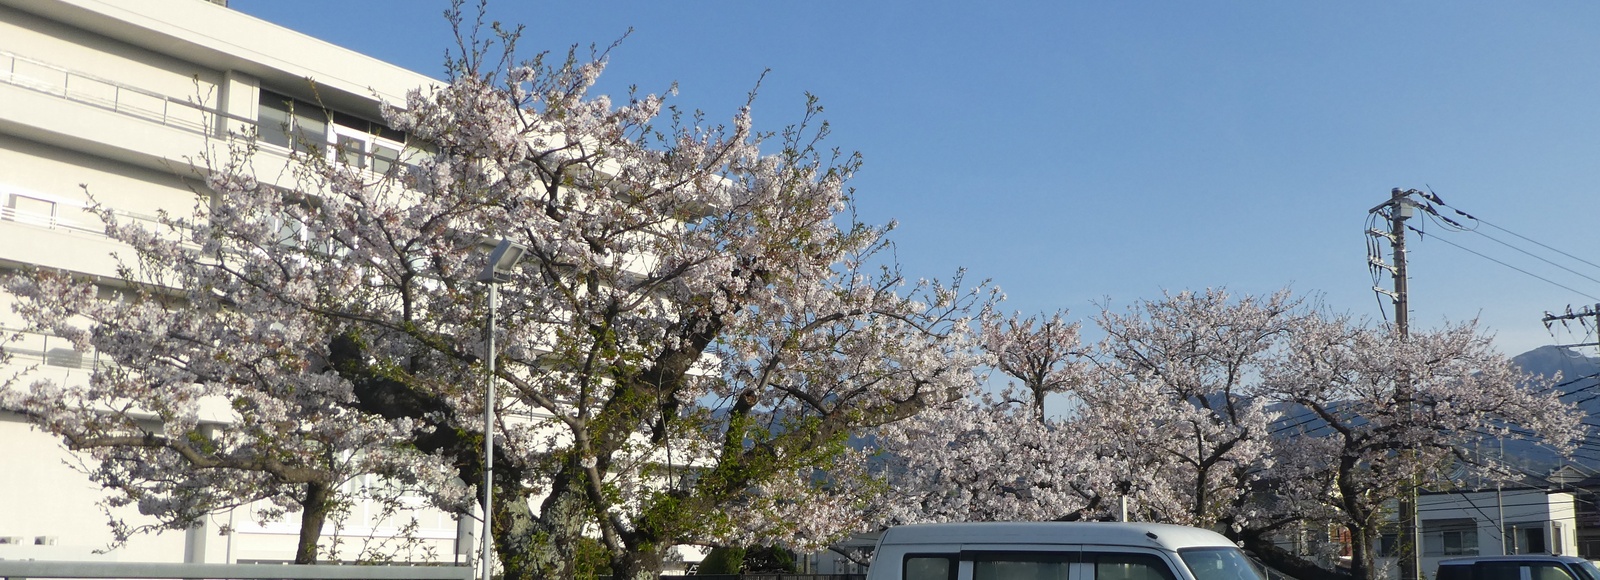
[1419, 205, 1600, 287]
[1406, 223, 1600, 303]
[1374, 190, 1600, 349]
[1423, 189, 1600, 274]
[1367, 209, 1395, 324]
[1480, 217, 1600, 272]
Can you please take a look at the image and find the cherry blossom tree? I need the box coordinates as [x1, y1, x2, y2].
[877, 290, 1296, 530]
[1091, 289, 1299, 529]
[7, 11, 993, 579]
[1, 241, 436, 563]
[1260, 317, 1584, 580]
[876, 289, 1580, 580]
[981, 310, 1087, 421]
[872, 308, 1114, 526]
[873, 390, 1099, 526]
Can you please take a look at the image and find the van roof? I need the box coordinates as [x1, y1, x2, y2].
[878, 522, 1238, 551]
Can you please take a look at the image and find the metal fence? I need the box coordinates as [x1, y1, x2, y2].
[0, 50, 244, 136]
[0, 561, 472, 580]
[0, 328, 106, 372]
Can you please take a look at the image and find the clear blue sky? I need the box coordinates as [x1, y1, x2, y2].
[232, 0, 1600, 357]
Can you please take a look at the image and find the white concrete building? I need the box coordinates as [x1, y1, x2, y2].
[0, 0, 463, 565]
[1392, 489, 1580, 579]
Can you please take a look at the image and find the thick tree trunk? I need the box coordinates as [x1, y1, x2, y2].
[486, 486, 540, 580]
[501, 481, 590, 579]
[1193, 467, 1211, 525]
[295, 480, 334, 564]
[610, 545, 666, 580]
[1349, 525, 1377, 580]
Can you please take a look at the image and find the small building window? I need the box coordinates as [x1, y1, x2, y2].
[258, 89, 414, 176]
[1507, 523, 1550, 555]
[258, 90, 326, 153]
[5, 193, 58, 227]
[1425, 520, 1479, 556]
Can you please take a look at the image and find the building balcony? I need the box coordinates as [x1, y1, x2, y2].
[0, 50, 237, 174]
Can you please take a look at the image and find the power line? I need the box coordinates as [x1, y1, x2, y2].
[1422, 190, 1600, 274]
[1406, 224, 1600, 303]
[1458, 224, 1600, 287]
[1414, 191, 1600, 346]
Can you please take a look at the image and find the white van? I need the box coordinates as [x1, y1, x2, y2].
[865, 522, 1268, 580]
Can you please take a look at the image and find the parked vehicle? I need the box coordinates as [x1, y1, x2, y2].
[1247, 556, 1300, 580]
[1435, 555, 1600, 580]
[865, 522, 1267, 580]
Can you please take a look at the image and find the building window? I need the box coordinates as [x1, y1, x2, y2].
[272, 210, 306, 247]
[258, 90, 416, 176]
[259, 90, 326, 153]
[1425, 520, 1479, 556]
[5, 193, 58, 227]
[1378, 533, 1399, 558]
[1507, 523, 1550, 555]
[1442, 530, 1477, 555]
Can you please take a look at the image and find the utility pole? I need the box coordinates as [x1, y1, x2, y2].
[1368, 188, 1420, 580]
[1541, 304, 1600, 350]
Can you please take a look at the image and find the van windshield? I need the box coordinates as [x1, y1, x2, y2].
[1178, 548, 1269, 580]
[1574, 560, 1600, 580]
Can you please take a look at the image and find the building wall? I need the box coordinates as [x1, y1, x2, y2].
[0, 0, 460, 566]
[0, 3, 224, 111]
[1412, 490, 1578, 579]
[0, 411, 190, 561]
[0, 132, 198, 280]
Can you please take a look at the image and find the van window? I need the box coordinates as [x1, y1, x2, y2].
[1575, 561, 1600, 580]
[1091, 552, 1177, 580]
[904, 554, 956, 580]
[1532, 564, 1575, 580]
[1436, 564, 1474, 580]
[970, 551, 1077, 580]
[1475, 563, 1523, 580]
[1178, 548, 1267, 580]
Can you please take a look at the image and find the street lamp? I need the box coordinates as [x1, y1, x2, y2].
[476, 239, 525, 580]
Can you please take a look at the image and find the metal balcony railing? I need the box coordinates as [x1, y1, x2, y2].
[1, 327, 106, 372]
[0, 204, 104, 236]
[0, 50, 254, 137]
[0, 203, 177, 240]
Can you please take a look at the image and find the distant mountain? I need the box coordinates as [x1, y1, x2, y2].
[1496, 346, 1600, 472]
[1512, 345, 1600, 390]
[1510, 345, 1600, 432]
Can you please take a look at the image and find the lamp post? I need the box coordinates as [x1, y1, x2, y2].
[476, 239, 526, 580]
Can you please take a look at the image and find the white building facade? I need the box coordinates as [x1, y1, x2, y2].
[0, 0, 466, 565]
[1391, 489, 1580, 580]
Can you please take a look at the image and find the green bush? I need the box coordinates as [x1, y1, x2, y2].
[695, 546, 746, 575]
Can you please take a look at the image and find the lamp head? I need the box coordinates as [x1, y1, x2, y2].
[478, 239, 527, 283]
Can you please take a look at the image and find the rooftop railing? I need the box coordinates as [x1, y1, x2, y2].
[0, 327, 106, 372]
